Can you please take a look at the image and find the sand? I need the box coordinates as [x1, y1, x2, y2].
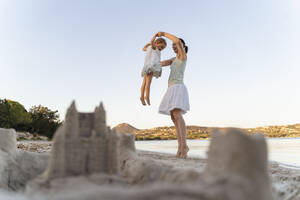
[14, 141, 300, 200]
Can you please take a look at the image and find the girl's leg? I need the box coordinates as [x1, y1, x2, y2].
[145, 72, 153, 105]
[171, 112, 182, 157]
[140, 75, 147, 105]
[172, 109, 189, 158]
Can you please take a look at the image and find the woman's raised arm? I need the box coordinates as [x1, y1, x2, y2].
[150, 33, 159, 50]
[157, 32, 187, 60]
[143, 33, 159, 51]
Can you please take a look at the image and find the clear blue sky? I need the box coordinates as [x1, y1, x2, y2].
[1, 0, 299, 129]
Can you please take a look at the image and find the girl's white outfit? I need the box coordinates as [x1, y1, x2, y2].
[159, 57, 190, 115]
[141, 46, 162, 78]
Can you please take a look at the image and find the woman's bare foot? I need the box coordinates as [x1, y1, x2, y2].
[180, 145, 189, 159]
[176, 148, 181, 158]
[140, 97, 146, 106]
[145, 96, 150, 105]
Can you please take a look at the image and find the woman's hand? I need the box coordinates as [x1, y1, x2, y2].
[157, 32, 164, 37]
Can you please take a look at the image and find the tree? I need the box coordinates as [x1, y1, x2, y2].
[0, 99, 32, 131]
[0, 99, 11, 128]
[29, 105, 61, 139]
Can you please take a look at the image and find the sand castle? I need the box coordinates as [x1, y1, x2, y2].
[0, 128, 17, 155]
[41, 101, 120, 181]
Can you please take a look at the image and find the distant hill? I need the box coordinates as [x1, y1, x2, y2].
[246, 124, 300, 138]
[114, 123, 300, 140]
[112, 123, 140, 134]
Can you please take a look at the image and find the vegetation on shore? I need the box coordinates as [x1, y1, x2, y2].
[0, 99, 61, 139]
[114, 123, 300, 140]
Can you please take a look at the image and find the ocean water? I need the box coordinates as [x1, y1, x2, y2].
[136, 137, 300, 168]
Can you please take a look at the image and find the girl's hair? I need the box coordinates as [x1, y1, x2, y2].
[179, 38, 188, 53]
[155, 38, 167, 46]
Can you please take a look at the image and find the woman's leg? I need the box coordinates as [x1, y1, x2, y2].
[172, 109, 189, 158]
[145, 72, 153, 105]
[171, 112, 182, 157]
[140, 75, 147, 105]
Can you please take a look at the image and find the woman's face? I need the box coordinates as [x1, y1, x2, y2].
[172, 43, 178, 54]
[173, 42, 184, 54]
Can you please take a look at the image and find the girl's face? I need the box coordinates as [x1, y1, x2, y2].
[155, 42, 166, 51]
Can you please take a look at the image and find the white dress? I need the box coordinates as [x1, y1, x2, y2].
[159, 58, 190, 115]
[141, 46, 162, 78]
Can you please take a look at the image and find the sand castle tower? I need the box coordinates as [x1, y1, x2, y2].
[42, 101, 120, 180]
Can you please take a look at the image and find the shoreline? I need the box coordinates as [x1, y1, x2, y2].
[18, 135, 300, 142]
[15, 139, 300, 170]
[17, 140, 300, 169]
[17, 139, 300, 167]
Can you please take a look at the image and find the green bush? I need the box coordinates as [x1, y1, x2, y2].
[0, 99, 61, 139]
[0, 99, 10, 128]
[0, 99, 32, 131]
[28, 105, 61, 139]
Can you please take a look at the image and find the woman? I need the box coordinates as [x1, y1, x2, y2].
[157, 31, 190, 158]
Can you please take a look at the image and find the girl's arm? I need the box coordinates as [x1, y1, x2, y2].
[158, 32, 187, 60]
[161, 57, 175, 67]
[142, 43, 151, 51]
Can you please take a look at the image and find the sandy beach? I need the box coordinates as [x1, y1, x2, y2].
[139, 150, 300, 200]
[14, 141, 300, 200]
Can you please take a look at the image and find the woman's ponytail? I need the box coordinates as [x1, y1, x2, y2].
[179, 38, 188, 53]
[184, 46, 188, 53]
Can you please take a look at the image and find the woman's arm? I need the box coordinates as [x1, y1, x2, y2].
[142, 43, 151, 51]
[150, 33, 159, 50]
[158, 32, 187, 60]
[161, 57, 175, 67]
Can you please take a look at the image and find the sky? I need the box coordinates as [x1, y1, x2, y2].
[0, 0, 299, 129]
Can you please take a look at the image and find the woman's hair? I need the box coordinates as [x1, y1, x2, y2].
[155, 38, 167, 46]
[179, 38, 188, 53]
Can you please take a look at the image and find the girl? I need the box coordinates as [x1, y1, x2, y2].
[140, 34, 167, 106]
[157, 31, 190, 158]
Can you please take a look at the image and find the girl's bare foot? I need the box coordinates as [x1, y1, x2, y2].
[145, 96, 150, 105]
[140, 97, 146, 106]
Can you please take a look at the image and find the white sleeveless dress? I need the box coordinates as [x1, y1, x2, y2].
[141, 46, 162, 78]
[159, 58, 190, 115]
